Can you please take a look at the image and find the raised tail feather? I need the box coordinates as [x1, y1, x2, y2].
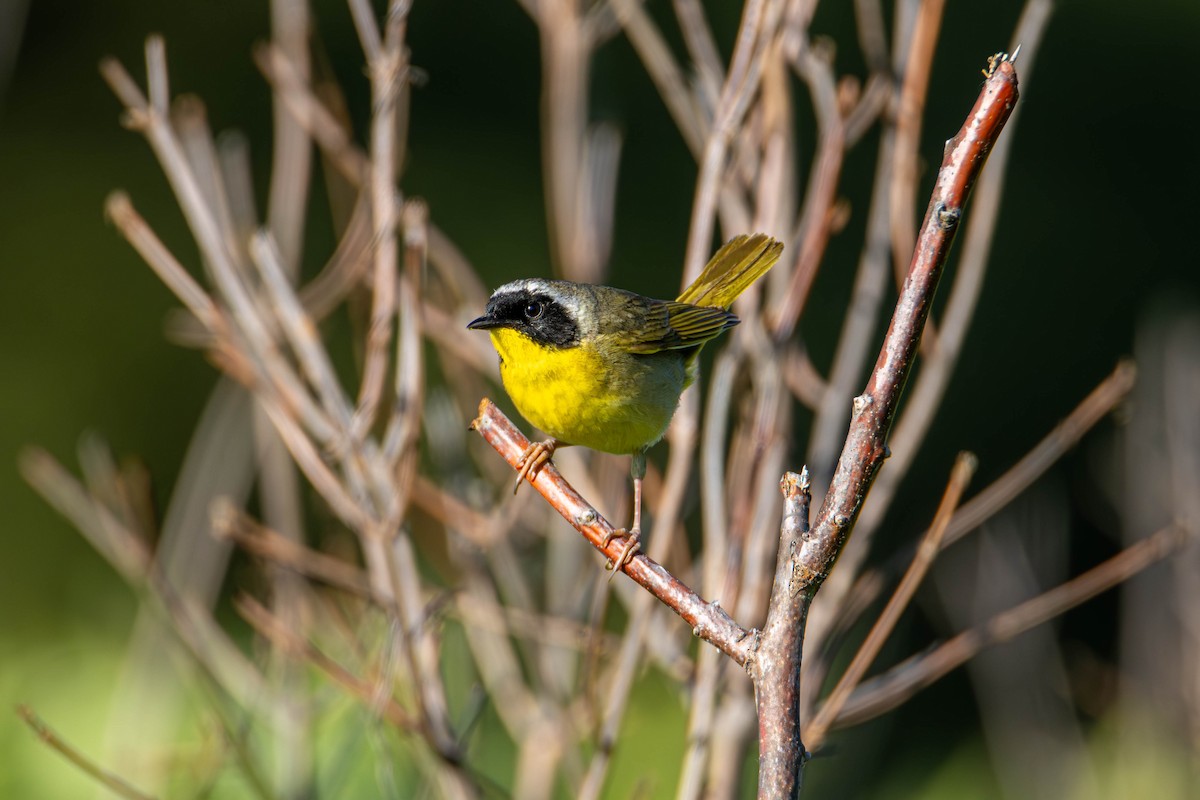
[675, 233, 784, 309]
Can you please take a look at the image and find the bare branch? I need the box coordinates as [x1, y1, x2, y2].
[17, 706, 156, 800]
[805, 451, 976, 750]
[235, 594, 418, 730]
[212, 499, 377, 600]
[832, 523, 1192, 727]
[805, 56, 1019, 596]
[830, 359, 1137, 645]
[352, 1, 409, 436]
[841, 0, 1055, 568]
[769, 42, 846, 338]
[888, 0, 946, 292]
[683, 0, 783, 282]
[470, 399, 757, 665]
[752, 469, 813, 799]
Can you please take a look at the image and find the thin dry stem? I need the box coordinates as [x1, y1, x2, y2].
[888, 0, 946, 291]
[828, 360, 1135, 651]
[769, 42, 846, 338]
[612, 0, 705, 158]
[235, 594, 418, 730]
[682, 0, 783, 283]
[676, 644, 725, 800]
[673, 0, 725, 113]
[805, 451, 976, 749]
[580, 407, 701, 797]
[352, 1, 407, 437]
[212, 499, 376, 600]
[832, 523, 1192, 727]
[266, 0, 311, 276]
[17, 706, 156, 800]
[21, 447, 271, 709]
[105, 192, 224, 332]
[382, 200, 427, 477]
[853, 0, 889, 69]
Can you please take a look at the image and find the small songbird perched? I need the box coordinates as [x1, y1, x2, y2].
[468, 234, 783, 574]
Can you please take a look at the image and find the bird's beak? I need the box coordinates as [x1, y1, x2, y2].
[467, 314, 502, 331]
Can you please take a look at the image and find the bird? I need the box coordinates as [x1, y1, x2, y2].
[468, 233, 783, 575]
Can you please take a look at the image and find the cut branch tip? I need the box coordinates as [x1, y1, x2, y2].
[469, 398, 493, 432]
[103, 191, 133, 224]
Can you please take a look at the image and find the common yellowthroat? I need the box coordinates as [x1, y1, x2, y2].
[468, 233, 783, 573]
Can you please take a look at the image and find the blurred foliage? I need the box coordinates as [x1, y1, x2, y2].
[2, 0, 1199, 796]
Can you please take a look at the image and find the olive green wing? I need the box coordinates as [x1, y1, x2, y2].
[609, 297, 739, 355]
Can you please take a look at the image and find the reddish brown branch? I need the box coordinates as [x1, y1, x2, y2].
[470, 399, 757, 666]
[752, 470, 813, 799]
[805, 58, 1019, 582]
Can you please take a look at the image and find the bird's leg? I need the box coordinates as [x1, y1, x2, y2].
[514, 437, 562, 493]
[605, 451, 645, 577]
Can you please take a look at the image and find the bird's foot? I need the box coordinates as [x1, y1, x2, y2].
[602, 527, 641, 580]
[513, 438, 557, 494]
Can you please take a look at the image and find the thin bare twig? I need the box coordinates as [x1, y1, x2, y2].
[20, 447, 270, 707]
[382, 200, 428, 481]
[683, 0, 783, 283]
[673, 0, 725, 113]
[105, 192, 225, 333]
[805, 451, 976, 750]
[829, 358, 1137, 647]
[888, 0, 946, 292]
[266, 0, 311, 276]
[579, 402, 702, 799]
[212, 499, 376, 599]
[853, 0, 889, 70]
[831, 523, 1192, 727]
[942, 357, 1130, 549]
[611, 0, 705, 159]
[532, 0, 595, 280]
[17, 706, 156, 800]
[769, 41, 846, 338]
[351, 0, 408, 437]
[235, 594, 418, 731]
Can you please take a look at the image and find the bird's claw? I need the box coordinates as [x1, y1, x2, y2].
[602, 528, 641, 580]
[513, 439, 556, 494]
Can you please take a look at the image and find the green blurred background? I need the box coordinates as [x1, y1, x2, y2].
[2, 0, 1198, 796]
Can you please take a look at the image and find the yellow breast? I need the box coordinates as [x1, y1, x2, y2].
[489, 328, 686, 455]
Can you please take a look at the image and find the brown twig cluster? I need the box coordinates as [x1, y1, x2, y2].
[19, 1, 1196, 798]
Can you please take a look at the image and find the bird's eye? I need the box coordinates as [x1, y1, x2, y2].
[524, 301, 543, 320]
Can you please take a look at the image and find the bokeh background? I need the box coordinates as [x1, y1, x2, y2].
[2, 0, 1199, 796]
